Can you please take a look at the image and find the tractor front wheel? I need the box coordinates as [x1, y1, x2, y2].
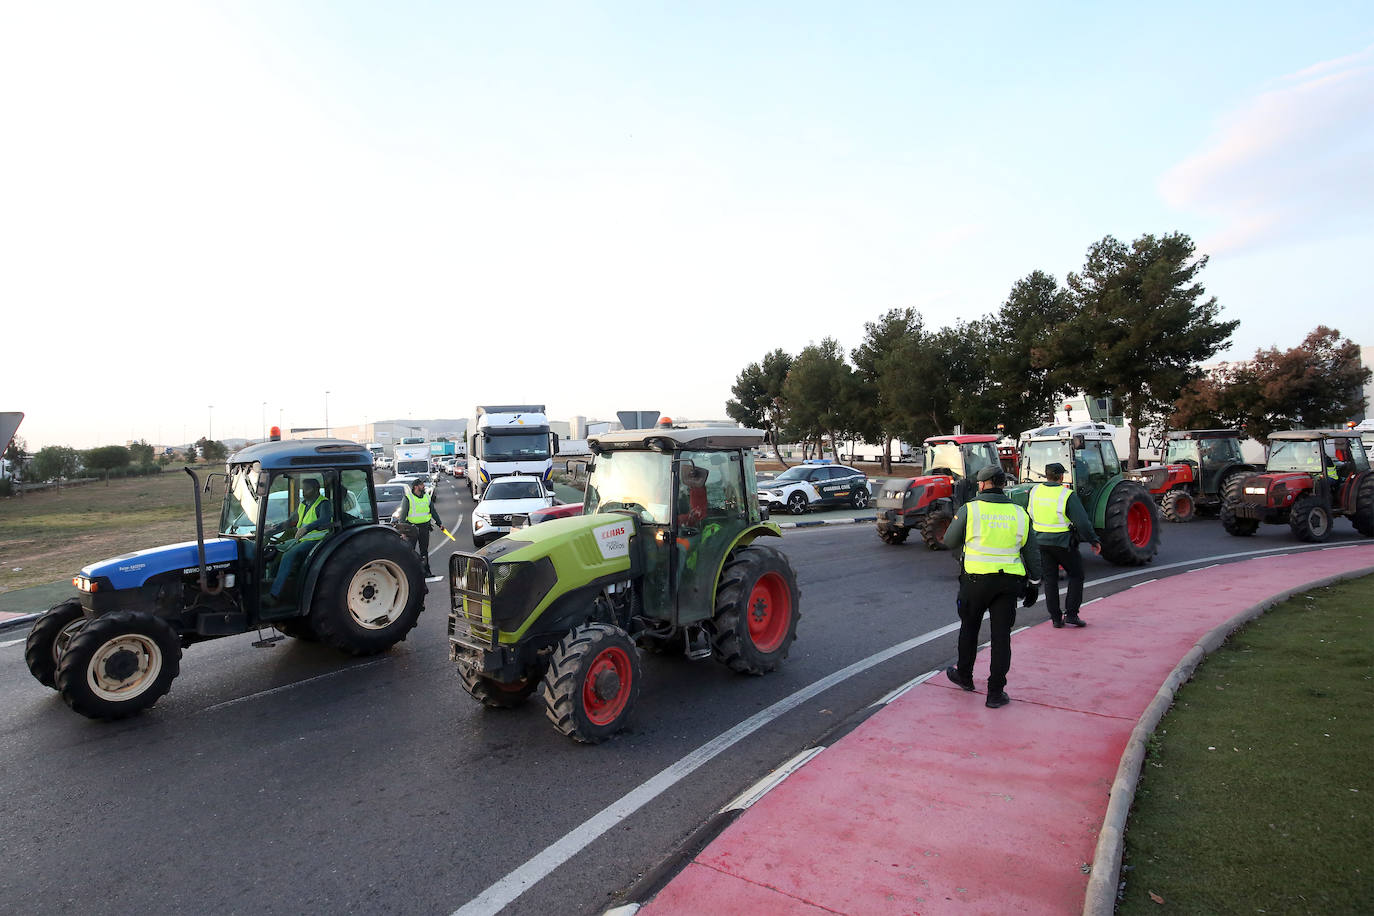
[920, 512, 952, 550]
[310, 533, 425, 655]
[712, 545, 801, 675]
[1289, 495, 1333, 543]
[1220, 475, 1259, 537]
[877, 524, 910, 545]
[458, 660, 539, 709]
[54, 611, 181, 720]
[1099, 482, 1160, 565]
[1159, 488, 1195, 523]
[540, 623, 642, 743]
[24, 598, 87, 689]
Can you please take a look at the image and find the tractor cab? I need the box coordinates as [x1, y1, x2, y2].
[1008, 422, 1160, 566]
[447, 427, 801, 743]
[1223, 430, 1374, 543]
[874, 434, 1002, 549]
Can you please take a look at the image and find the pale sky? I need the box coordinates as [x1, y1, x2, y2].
[3, 2, 1371, 450]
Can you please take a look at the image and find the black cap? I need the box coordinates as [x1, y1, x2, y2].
[1045, 462, 1067, 476]
[976, 466, 1006, 484]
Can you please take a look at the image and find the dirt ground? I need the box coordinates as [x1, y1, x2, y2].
[0, 470, 221, 593]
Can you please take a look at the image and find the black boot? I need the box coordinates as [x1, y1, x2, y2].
[1065, 614, 1086, 627]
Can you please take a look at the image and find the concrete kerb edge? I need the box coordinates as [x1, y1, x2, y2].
[1081, 561, 1374, 916]
[0, 612, 41, 633]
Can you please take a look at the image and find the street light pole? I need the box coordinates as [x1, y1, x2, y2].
[261, 402, 266, 442]
[208, 405, 214, 443]
[325, 390, 331, 437]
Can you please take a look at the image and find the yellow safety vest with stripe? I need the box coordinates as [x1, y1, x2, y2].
[404, 489, 433, 525]
[297, 493, 328, 543]
[962, 501, 1029, 575]
[1029, 484, 1071, 534]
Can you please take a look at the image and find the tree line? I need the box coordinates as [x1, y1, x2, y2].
[727, 231, 1369, 470]
[2, 436, 230, 490]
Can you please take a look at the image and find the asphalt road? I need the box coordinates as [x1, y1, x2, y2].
[1, 480, 1367, 916]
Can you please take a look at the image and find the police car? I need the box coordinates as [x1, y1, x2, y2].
[757, 463, 871, 515]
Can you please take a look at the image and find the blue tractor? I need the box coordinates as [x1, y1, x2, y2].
[23, 438, 427, 720]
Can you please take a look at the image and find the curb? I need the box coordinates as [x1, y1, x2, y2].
[0, 612, 40, 633]
[1080, 561, 1374, 915]
[775, 515, 876, 529]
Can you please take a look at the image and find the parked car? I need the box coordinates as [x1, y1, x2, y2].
[471, 474, 557, 547]
[757, 463, 871, 515]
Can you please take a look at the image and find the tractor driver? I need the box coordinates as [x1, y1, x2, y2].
[267, 477, 332, 604]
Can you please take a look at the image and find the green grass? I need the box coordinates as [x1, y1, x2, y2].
[1119, 576, 1374, 914]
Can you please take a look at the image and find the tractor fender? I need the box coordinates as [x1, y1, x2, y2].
[1090, 474, 1138, 528]
[298, 524, 406, 614]
[706, 522, 784, 608]
[1339, 469, 1373, 514]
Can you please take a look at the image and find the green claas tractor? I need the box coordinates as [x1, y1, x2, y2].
[875, 434, 1003, 549]
[1006, 423, 1161, 566]
[1126, 429, 1260, 522]
[447, 427, 801, 743]
[1221, 429, 1374, 542]
[24, 438, 426, 720]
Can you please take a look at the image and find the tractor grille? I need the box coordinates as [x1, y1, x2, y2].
[449, 554, 496, 651]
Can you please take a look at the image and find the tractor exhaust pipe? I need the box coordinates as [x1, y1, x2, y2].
[184, 467, 210, 593]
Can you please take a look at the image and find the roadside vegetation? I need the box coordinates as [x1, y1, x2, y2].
[1118, 576, 1373, 913]
[0, 469, 222, 592]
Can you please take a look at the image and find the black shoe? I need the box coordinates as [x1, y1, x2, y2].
[1051, 617, 1065, 628]
[985, 691, 1011, 708]
[945, 666, 975, 692]
[1065, 616, 1086, 628]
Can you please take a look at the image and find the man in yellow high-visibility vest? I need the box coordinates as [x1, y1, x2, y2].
[941, 466, 1042, 709]
[393, 478, 445, 577]
[268, 477, 332, 604]
[1029, 462, 1102, 628]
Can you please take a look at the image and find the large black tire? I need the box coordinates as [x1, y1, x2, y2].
[787, 492, 808, 515]
[539, 623, 642, 743]
[458, 659, 539, 709]
[877, 524, 910, 545]
[712, 545, 801, 675]
[1220, 475, 1259, 536]
[1288, 494, 1333, 543]
[54, 611, 181, 720]
[1353, 474, 1374, 537]
[24, 598, 87, 689]
[920, 511, 952, 550]
[309, 532, 425, 655]
[1159, 488, 1195, 523]
[1099, 482, 1161, 566]
[273, 617, 320, 642]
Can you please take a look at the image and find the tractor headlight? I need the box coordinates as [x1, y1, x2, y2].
[1244, 486, 1266, 495]
[72, 576, 97, 592]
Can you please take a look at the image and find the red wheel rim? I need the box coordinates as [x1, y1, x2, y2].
[582, 645, 632, 726]
[746, 572, 792, 653]
[1127, 501, 1153, 546]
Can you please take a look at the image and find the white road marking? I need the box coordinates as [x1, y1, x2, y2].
[1129, 578, 1158, 588]
[0, 637, 25, 649]
[450, 620, 962, 916]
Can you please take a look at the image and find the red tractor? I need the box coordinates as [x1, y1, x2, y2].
[874, 434, 1003, 549]
[1221, 429, 1374, 542]
[1127, 430, 1260, 523]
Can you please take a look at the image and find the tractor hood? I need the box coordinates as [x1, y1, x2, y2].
[80, 538, 239, 589]
[482, 512, 638, 573]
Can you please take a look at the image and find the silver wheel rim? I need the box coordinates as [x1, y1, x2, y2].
[347, 559, 409, 629]
[52, 617, 87, 667]
[86, 634, 162, 701]
[1311, 509, 1330, 537]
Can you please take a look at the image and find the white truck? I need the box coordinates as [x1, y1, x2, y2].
[392, 442, 432, 478]
[468, 405, 558, 499]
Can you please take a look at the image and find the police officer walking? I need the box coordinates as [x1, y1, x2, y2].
[1029, 462, 1101, 628]
[941, 466, 1042, 708]
[394, 477, 444, 577]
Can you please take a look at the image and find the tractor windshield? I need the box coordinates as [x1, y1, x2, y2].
[220, 465, 264, 537]
[585, 450, 672, 524]
[1019, 439, 1073, 483]
[923, 442, 966, 477]
[1267, 440, 1322, 473]
[1164, 439, 1200, 465]
[964, 444, 999, 478]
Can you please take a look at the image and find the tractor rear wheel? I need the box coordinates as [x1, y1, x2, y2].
[1352, 473, 1374, 537]
[877, 524, 910, 545]
[1099, 482, 1160, 566]
[1289, 494, 1333, 543]
[1159, 488, 1195, 523]
[54, 611, 181, 720]
[310, 533, 425, 655]
[540, 623, 642, 743]
[458, 659, 538, 709]
[25, 598, 87, 689]
[1220, 475, 1259, 536]
[712, 545, 801, 675]
[920, 512, 952, 550]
